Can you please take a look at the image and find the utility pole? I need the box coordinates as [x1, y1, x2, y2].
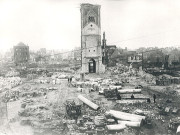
[141, 52, 144, 70]
[174, 55, 175, 68]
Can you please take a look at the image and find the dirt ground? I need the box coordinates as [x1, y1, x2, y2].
[0, 73, 180, 135]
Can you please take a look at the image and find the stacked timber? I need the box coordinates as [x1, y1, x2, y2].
[106, 124, 126, 131]
[109, 85, 122, 90]
[117, 120, 141, 127]
[105, 110, 145, 132]
[120, 94, 148, 99]
[106, 110, 146, 123]
[104, 89, 117, 98]
[78, 95, 100, 110]
[116, 100, 146, 104]
[118, 88, 149, 102]
[177, 125, 180, 134]
[118, 89, 141, 94]
[107, 119, 116, 125]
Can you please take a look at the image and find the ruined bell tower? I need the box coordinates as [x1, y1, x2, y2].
[80, 3, 105, 73]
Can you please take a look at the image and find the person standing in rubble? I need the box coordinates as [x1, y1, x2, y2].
[115, 88, 121, 100]
[117, 93, 121, 100]
[44, 92, 47, 99]
[131, 94, 134, 99]
[153, 94, 156, 103]
[68, 77, 70, 83]
[70, 76, 72, 83]
[147, 98, 151, 103]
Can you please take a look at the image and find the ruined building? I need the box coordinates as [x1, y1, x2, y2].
[80, 3, 105, 73]
[102, 32, 117, 66]
[13, 42, 29, 65]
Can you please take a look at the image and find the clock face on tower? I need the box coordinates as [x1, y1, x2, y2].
[83, 22, 100, 35]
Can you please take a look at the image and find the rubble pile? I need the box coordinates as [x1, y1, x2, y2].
[137, 70, 156, 84]
[2, 90, 20, 102]
[35, 76, 63, 85]
[57, 94, 151, 135]
[21, 84, 32, 91]
[62, 69, 179, 134]
[35, 77, 51, 84]
[5, 70, 20, 77]
[156, 74, 180, 86]
[20, 90, 43, 98]
[26, 74, 38, 81]
[2, 84, 46, 103]
[18, 99, 67, 134]
[0, 77, 22, 89]
[51, 72, 68, 79]
[3, 64, 180, 135]
[107, 64, 129, 75]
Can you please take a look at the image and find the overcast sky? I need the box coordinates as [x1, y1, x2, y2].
[1, 0, 180, 52]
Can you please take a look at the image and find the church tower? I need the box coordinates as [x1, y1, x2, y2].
[80, 3, 105, 73]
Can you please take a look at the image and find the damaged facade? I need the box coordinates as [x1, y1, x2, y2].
[13, 42, 30, 65]
[80, 3, 105, 73]
[102, 32, 117, 66]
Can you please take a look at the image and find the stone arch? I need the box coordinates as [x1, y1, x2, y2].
[89, 58, 96, 73]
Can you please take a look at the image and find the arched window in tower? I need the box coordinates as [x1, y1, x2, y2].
[88, 16, 95, 22]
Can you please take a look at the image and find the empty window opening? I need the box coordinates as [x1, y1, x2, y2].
[88, 16, 95, 22]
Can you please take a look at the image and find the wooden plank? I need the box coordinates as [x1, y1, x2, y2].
[120, 94, 149, 99]
[118, 89, 141, 94]
[116, 99, 147, 104]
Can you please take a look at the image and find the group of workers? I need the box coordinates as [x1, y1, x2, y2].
[147, 94, 156, 103]
[68, 76, 73, 83]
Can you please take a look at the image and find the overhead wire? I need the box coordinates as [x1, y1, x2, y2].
[107, 27, 180, 45]
[35, 27, 180, 67]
